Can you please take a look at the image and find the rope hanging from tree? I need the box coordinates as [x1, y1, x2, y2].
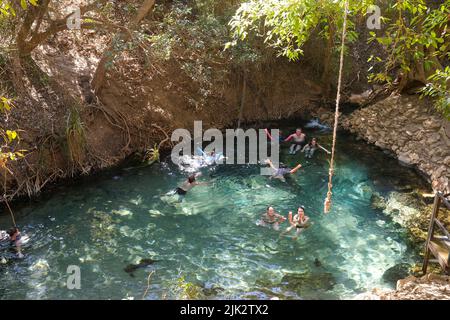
[324, 0, 349, 214]
[5, 198, 17, 227]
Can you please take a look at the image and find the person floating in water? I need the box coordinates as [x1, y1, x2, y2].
[7, 227, 24, 258]
[265, 159, 302, 182]
[175, 172, 207, 197]
[258, 206, 287, 231]
[283, 206, 310, 240]
[301, 138, 331, 158]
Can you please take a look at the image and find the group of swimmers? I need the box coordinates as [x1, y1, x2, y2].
[171, 127, 327, 238]
[258, 206, 310, 240]
[266, 127, 331, 158]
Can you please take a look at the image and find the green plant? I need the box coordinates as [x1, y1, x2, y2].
[144, 144, 160, 164]
[367, 0, 449, 117]
[175, 276, 203, 300]
[421, 66, 450, 120]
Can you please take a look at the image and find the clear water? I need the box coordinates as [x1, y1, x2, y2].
[0, 126, 428, 300]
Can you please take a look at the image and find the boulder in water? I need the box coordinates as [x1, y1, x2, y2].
[280, 272, 337, 299]
[382, 263, 411, 287]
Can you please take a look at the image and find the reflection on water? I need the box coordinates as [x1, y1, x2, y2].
[0, 127, 428, 300]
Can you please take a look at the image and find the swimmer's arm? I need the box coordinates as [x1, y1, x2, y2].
[276, 213, 287, 223]
[197, 147, 207, 157]
[264, 128, 274, 141]
[301, 144, 307, 152]
[289, 164, 302, 174]
[265, 159, 277, 170]
[284, 134, 294, 142]
[319, 145, 331, 154]
[288, 211, 295, 226]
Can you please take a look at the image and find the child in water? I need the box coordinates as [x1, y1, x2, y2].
[302, 138, 331, 158]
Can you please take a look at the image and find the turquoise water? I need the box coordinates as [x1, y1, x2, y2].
[0, 126, 427, 300]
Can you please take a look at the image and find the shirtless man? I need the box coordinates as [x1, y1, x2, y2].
[175, 172, 206, 197]
[284, 128, 307, 154]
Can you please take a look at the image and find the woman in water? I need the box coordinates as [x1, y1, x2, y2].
[301, 138, 331, 158]
[284, 128, 307, 154]
[258, 206, 287, 231]
[283, 206, 310, 240]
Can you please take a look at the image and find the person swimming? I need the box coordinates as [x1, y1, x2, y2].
[284, 128, 307, 154]
[7, 227, 24, 258]
[283, 206, 310, 240]
[175, 172, 206, 196]
[301, 138, 331, 158]
[258, 206, 287, 231]
[265, 159, 302, 182]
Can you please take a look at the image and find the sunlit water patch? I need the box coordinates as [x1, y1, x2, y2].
[0, 127, 428, 299]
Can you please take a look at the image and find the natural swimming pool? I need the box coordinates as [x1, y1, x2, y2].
[0, 123, 429, 299]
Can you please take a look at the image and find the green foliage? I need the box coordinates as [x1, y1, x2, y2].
[227, 0, 374, 61]
[144, 144, 160, 164]
[0, 0, 37, 16]
[173, 275, 203, 300]
[421, 66, 450, 120]
[368, 0, 450, 117]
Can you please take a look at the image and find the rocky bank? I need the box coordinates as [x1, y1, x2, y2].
[356, 273, 450, 300]
[340, 94, 450, 194]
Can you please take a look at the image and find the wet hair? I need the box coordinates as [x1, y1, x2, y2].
[7, 227, 18, 237]
[296, 128, 302, 132]
[266, 206, 274, 212]
[188, 175, 196, 183]
[309, 138, 317, 146]
[298, 206, 305, 211]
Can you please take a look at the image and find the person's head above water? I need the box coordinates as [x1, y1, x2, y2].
[266, 206, 275, 216]
[297, 206, 305, 216]
[7, 227, 19, 237]
[295, 128, 302, 135]
[310, 138, 317, 146]
[188, 174, 196, 183]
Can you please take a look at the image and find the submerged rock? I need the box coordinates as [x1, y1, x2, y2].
[124, 258, 158, 277]
[382, 263, 412, 287]
[280, 272, 337, 299]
